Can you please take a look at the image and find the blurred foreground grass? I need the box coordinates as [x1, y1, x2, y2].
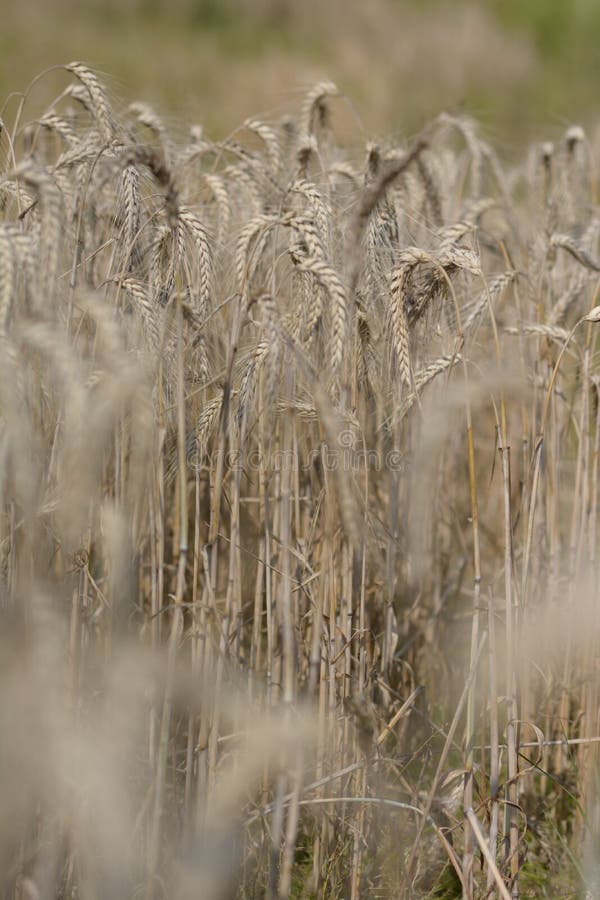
[2, 0, 599, 147]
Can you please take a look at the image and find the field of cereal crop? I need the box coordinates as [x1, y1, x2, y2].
[3, 9, 600, 896]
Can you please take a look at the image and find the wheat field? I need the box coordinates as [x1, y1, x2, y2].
[1, 64, 600, 899]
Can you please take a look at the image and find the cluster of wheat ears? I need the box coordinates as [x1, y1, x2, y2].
[2, 63, 600, 899]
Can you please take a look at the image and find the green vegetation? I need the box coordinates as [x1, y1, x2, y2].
[2, 1, 599, 144]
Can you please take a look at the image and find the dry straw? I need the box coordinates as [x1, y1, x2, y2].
[0, 64, 599, 900]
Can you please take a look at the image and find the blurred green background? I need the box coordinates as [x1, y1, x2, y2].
[2, 0, 599, 147]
